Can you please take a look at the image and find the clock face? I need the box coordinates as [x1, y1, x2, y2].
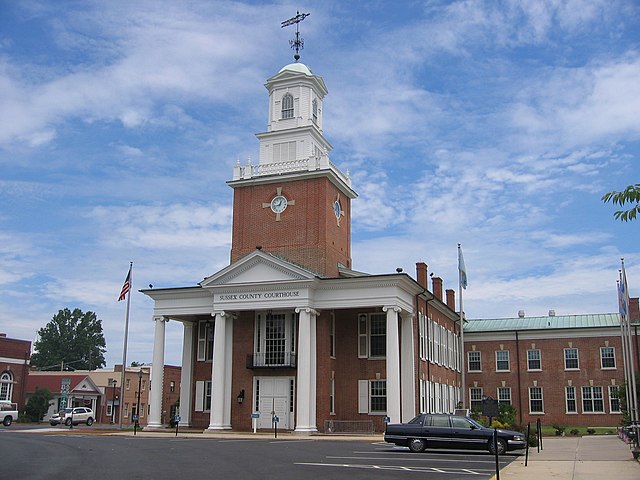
[333, 200, 341, 219]
[270, 195, 288, 214]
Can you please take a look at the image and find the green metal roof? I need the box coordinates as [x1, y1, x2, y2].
[464, 313, 621, 332]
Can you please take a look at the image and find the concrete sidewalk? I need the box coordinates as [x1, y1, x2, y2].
[495, 435, 640, 479]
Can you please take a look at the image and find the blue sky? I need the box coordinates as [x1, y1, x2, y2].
[1, 0, 639, 368]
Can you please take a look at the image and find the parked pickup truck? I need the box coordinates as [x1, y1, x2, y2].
[0, 402, 18, 426]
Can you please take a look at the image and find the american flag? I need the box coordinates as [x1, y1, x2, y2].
[118, 265, 132, 301]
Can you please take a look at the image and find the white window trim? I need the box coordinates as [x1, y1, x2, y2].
[527, 349, 542, 371]
[600, 346, 616, 370]
[467, 351, 481, 372]
[495, 350, 510, 372]
[564, 348, 580, 370]
[357, 313, 386, 360]
[529, 386, 544, 414]
[565, 385, 577, 414]
[609, 385, 621, 414]
[358, 379, 387, 415]
[497, 387, 512, 405]
[581, 385, 605, 414]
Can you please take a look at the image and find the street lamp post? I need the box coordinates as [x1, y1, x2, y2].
[134, 369, 142, 435]
[109, 379, 117, 424]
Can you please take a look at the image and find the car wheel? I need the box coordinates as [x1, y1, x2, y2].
[65, 417, 72, 426]
[408, 438, 426, 453]
[3, 416, 11, 426]
[489, 438, 507, 455]
[86, 417, 94, 426]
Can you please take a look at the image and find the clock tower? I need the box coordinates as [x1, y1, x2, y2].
[228, 61, 356, 277]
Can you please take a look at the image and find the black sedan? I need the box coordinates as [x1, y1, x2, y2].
[384, 413, 527, 454]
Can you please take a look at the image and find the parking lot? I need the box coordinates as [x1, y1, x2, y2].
[1, 426, 518, 479]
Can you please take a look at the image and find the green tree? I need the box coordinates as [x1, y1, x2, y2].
[31, 308, 107, 371]
[24, 387, 53, 422]
[602, 184, 640, 221]
[618, 372, 640, 425]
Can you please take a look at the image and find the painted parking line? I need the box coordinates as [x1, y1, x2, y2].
[295, 462, 489, 475]
[328, 455, 511, 465]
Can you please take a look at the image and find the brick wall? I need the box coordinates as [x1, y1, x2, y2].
[230, 177, 351, 277]
[0, 336, 31, 411]
[465, 331, 627, 428]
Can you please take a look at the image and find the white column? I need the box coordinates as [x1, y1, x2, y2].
[401, 313, 416, 422]
[310, 310, 317, 429]
[208, 311, 230, 430]
[223, 315, 234, 428]
[178, 321, 194, 427]
[383, 305, 401, 424]
[295, 307, 318, 432]
[147, 316, 167, 429]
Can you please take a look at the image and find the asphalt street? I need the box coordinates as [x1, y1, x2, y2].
[0, 426, 518, 480]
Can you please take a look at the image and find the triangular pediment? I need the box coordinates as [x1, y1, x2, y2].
[200, 250, 317, 287]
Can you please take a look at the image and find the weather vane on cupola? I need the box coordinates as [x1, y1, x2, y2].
[281, 11, 310, 62]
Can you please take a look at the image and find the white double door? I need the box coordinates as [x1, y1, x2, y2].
[255, 377, 293, 430]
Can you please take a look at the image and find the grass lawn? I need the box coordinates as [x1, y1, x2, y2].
[540, 425, 619, 436]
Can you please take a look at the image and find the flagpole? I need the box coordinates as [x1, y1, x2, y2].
[621, 259, 639, 448]
[458, 244, 466, 410]
[619, 279, 633, 426]
[119, 261, 133, 430]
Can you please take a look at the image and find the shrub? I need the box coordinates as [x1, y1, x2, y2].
[552, 424, 566, 436]
[24, 387, 53, 422]
[570, 428, 580, 436]
[587, 428, 596, 435]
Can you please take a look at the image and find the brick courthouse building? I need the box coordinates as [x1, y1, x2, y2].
[140, 54, 638, 433]
[141, 58, 463, 433]
[463, 299, 640, 428]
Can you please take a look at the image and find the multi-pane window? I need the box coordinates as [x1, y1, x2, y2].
[582, 386, 604, 413]
[330, 378, 335, 414]
[255, 312, 295, 366]
[0, 372, 13, 401]
[312, 98, 318, 123]
[428, 319, 434, 361]
[170, 381, 175, 393]
[609, 385, 621, 413]
[527, 349, 541, 370]
[281, 93, 294, 119]
[470, 387, 483, 409]
[329, 314, 336, 358]
[370, 380, 387, 413]
[358, 313, 386, 358]
[126, 379, 131, 390]
[197, 320, 214, 361]
[498, 387, 512, 405]
[600, 347, 616, 369]
[419, 313, 426, 360]
[529, 387, 544, 413]
[370, 314, 386, 357]
[204, 381, 212, 411]
[419, 380, 427, 413]
[496, 351, 510, 371]
[565, 386, 577, 413]
[468, 351, 481, 372]
[564, 348, 579, 370]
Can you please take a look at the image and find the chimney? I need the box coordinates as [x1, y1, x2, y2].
[518, 310, 525, 318]
[630, 297, 640, 322]
[548, 310, 556, 317]
[416, 262, 428, 289]
[445, 289, 455, 310]
[432, 276, 443, 302]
